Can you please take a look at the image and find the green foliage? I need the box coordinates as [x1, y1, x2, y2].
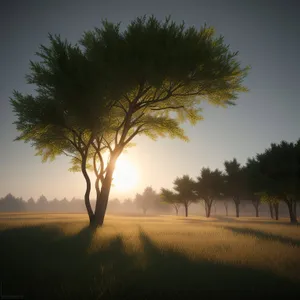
[160, 188, 179, 204]
[194, 168, 224, 200]
[11, 15, 249, 165]
[257, 192, 280, 205]
[173, 175, 198, 206]
[135, 187, 158, 213]
[223, 158, 246, 198]
[256, 141, 299, 199]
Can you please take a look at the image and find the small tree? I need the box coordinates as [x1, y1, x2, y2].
[122, 198, 134, 213]
[27, 197, 35, 211]
[224, 158, 246, 218]
[194, 168, 224, 218]
[173, 175, 198, 217]
[258, 193, 280, 220]
[108, 198, 121, 213]
[160, 188, 181, 216]
[224, 200, 229, 216]
[135, 187, 158, 215]
[252, 194, 261, 218]
[245, 158, 265, 217]
[36, 195, 48, 211]
[135, 193, 146, 215]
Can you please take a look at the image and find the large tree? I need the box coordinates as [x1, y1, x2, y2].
[10, 16, 249, 227]
[194, 168, 224, 218]
[256, 141, 299, 224]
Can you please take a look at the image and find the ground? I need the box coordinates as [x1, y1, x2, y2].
[0, 213, 299, 299]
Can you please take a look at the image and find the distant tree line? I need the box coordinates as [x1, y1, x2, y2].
[160, 140, 300, 224]
[0, 193, 171, 215]
[0, 194, 85, 213]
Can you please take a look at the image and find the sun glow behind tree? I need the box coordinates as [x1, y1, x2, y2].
[112, 155, 139, 192]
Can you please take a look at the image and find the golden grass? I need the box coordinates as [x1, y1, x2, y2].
[0, 213, 299, 298]
[2, 213, 299, 280]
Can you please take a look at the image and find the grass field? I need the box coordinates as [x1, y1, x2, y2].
[0, 213, 299, 299]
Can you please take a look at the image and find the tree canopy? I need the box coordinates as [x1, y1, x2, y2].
[134, 186, 158, 215]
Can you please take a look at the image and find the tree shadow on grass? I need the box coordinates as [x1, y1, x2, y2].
[179, 216, 296, 227]
[0, 224, 299, 300]
[0, 224, 115, 299]
[222, 226, 300, 248]
[216, 216, 298, 226]
[117, 227, 299, 299]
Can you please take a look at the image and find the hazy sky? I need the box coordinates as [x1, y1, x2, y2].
[0, 0, 299, 201]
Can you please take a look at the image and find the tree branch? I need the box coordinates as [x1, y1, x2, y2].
[62, 150, 81, 162]
[123, 124, 144, 145]
[102, 136, 113, 153]
[138, 83, 183, 108]
[92, 137, 106, 181]
[115, 101, 128, 114]
[150, 105, 184, 111]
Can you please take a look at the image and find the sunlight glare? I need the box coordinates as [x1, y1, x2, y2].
[113, 156, 138, 191]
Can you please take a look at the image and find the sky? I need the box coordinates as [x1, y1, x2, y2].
[0, 0, 299, 201]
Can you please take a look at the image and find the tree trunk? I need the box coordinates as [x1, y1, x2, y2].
[285, 199, 298, 224]
[224, 202, 228, 216]
[207, 204, 211, 218]
[255, 205, 259, 217]
[206, 199, 213, 218]
[184, 204, 188, 217]
[273, 203, 279, 220]
[252, 198, 260, 217]
[268, 202, 274, 219]
[81, 156, 94, 225]
[235, 204, 239, 218]
[293, 201, 297, 220]
[234, 197, 240, 218]
[93, 155, 118, 227]
[204, 202, 208, 217]
[174, 206, 179, 216]
[143, 208, 147, 215]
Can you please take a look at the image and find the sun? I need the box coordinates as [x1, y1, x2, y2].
[112, 156, 138, 191]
